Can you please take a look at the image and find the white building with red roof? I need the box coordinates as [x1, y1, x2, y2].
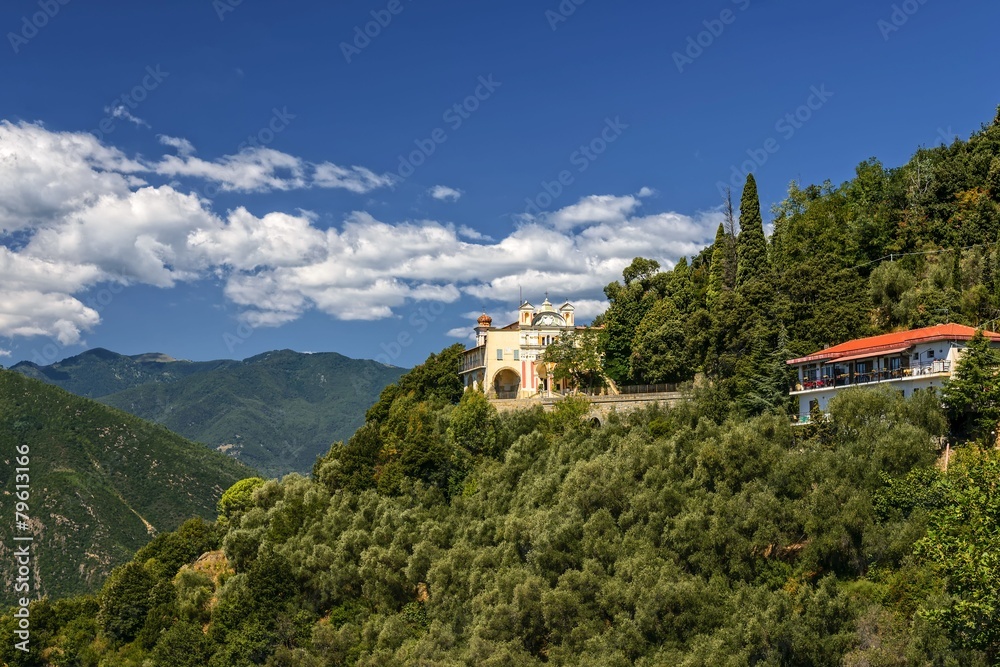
[786, 323, 1000, 422]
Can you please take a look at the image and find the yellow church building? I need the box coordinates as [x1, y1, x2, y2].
[459, 296, 585, 399]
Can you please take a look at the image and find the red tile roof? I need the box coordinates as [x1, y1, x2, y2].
[787, 323, 1000, 365]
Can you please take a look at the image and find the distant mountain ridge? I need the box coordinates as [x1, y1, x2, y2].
[10, 348, 406, 476]
[11, 348, 236, 398]
[0, 369, 252, 605]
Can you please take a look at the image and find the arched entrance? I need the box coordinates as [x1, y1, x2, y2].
[493, 369, 521, 399]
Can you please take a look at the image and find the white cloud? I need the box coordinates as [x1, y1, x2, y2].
[457, 225, 493, 241]
[0, 121, 144, 233]
[108, 105, 150, 128]
[637, 186, 656, 198]
[0, 121, 721, 343]
[313, 162, 395, 193]
[151, 149, 395, 195]
[544, 194, 641, 231]
[0, 348, 11, 357]
[446, 326, 475, 340]
[429, 185, 462, 202]
[158, 135, 195, 156]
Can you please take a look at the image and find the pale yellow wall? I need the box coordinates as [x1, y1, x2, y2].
[484, 329, 523, 393]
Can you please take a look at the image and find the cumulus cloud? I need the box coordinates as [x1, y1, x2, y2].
[544, 194, 640, 230]
[429, 185, 462, 202]
[0, 120, 721, 344]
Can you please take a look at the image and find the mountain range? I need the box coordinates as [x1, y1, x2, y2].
[10, 348, 406, 476]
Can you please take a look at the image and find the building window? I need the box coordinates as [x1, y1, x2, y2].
[513, 350, 520, 361]
[926, 349, 935, 359]
[496, 349, 503, 360]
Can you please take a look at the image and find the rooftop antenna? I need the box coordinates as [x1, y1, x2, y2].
[519, 285, 522, 307]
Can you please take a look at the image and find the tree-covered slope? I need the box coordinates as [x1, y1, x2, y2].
[10, 348, 236, 398]
[7, 381, 995, 665]
[99, 350, 406, 476]
[0, 370, 253, 606]
[596, 106, 1000, 416]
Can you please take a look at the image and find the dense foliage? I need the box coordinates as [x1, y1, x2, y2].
[598, 108, 1000, 418]
[0, 370, 252, 605]
[7, 383, 998, 665]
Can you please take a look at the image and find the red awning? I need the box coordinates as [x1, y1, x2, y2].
[824, 345, 912, 364]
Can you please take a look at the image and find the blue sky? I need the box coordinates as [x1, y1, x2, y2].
[1, 0, 998, 368]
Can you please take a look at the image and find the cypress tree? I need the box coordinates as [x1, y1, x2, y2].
[735, 174, 770, 289]
[993, 239, 1000, 302]
[941, 330, 1000, 443]
[707, 223, 727, 309]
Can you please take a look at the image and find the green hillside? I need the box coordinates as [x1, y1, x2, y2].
[98, 350, 406, 476]
[10, 348, 236, 398]
[0, 370, 253, 606]
[594, 106, 1000, 417]
[5, 354, 995, 665]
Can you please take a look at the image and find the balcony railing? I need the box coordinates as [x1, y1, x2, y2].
[792, 360, 951, 393]
[618, 383, 678, 394]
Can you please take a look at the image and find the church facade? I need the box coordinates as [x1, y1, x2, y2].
[459, 297, 583, 399]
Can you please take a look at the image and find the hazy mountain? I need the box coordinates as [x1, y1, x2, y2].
[0, 369, 252, 606]
[100, 350, 404, 476]
[10, 348, 236, 398]
[9, 349, 406, 476]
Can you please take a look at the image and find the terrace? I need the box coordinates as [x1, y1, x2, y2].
[791, 359, 951, 394]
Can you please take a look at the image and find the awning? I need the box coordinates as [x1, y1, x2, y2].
[824, 345, 912, 364]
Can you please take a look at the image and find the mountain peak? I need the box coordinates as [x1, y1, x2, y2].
[129, 352, 178, 363]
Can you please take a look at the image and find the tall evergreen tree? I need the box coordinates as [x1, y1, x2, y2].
[992, 238, 1000, 302]
[735, 173, 770, 290]
[942, 330, 1000, 443]
[706, 223, 727, 309]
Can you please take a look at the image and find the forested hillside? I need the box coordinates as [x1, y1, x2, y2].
[6, 367, 997, 665]
[10, 348, 236, 398]
[0, 370, 252, 606]
[100, 350, 406, 476]
[597, 107, 1000, 416]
